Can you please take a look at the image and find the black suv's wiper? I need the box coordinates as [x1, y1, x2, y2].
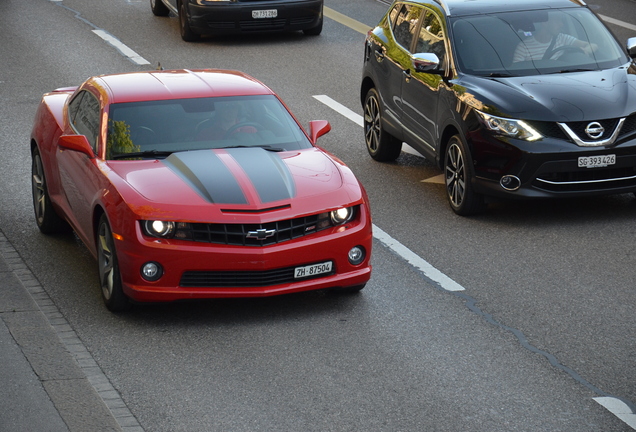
[549, 68, 594, 74]
[221, 145, 285, 152]
[111, 150, 175, 160]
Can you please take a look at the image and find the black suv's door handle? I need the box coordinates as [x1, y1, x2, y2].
[403, 69, 412, 81]
[374, 48, 385, 62]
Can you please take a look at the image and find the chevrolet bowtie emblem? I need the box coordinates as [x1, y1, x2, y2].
[246, 228, 276, 240]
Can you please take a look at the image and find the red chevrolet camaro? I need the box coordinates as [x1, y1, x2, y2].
[30, 69, 372, 312]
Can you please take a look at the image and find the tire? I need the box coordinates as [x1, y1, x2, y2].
[97, 215, 131, 312]
[179, 1, 200, 42]
[444, 135, 486, 216]
[363, 88, 402, 162]
[150, 0, 169, 17]
[31, 148, 68, 234]
[303, 18, 323, 36]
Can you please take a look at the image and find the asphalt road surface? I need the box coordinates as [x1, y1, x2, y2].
[1, 0, 635, 430]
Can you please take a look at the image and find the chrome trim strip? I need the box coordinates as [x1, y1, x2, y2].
[536, 173, 636, 186]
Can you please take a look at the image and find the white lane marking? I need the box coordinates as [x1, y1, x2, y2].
[313, 95, 465, 292]
[312, 95, 423, 157]
[92, 29, 150, 65]
[373, 225, 465, 291]
[594, 397, 636, 429]
[599, 14, 636, 32]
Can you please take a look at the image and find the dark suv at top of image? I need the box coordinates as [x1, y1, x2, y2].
[361, 0, 636, 215]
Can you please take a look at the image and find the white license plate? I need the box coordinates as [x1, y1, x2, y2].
[578, 154, 616, 168]
[252, 9, 277, 19]
[294, 261, 332, 279]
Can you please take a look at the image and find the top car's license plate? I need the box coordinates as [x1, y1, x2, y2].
[294, 261, 333, 279]
[252, 9, 277, 19]
[578, 154, 616, 168]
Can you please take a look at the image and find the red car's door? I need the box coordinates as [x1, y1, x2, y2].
[57, 90, 104, 248]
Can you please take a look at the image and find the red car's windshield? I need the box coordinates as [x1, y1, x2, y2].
[106, 95, 312, 160]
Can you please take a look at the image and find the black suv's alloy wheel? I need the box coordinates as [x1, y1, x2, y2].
[363, 88, 402, 162]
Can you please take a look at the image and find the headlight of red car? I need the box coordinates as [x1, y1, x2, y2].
[330, 207, 354, 225]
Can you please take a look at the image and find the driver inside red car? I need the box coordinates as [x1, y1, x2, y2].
[196, 101, 258, 140]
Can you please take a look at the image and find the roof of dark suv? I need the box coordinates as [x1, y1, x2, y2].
[429, 0, 586, 17]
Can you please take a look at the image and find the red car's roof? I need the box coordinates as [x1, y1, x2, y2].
[92, 69, 274, 104]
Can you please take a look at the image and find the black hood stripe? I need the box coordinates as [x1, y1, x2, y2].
[163, 151, 247, 205]
[225, 148, 295, 203]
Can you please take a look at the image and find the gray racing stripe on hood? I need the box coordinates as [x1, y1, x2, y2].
[163, 150, 247, 204]
[226, 147, 295, 203]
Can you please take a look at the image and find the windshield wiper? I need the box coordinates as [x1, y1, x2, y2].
[111, 150, 175, 160]
[549, 68, 595, 74]
[488, 73, 514, 77]
[221, 145, 285, 152]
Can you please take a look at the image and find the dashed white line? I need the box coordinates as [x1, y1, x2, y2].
[594, 397, 636, 429]
[312, 95, 423, 157]
[313, 94, 465, 292]
[599, 14, 636, 32]
[373, 225, 466, 291]
[92, 29, 150, 65]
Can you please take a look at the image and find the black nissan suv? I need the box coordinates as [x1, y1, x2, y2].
[361, 0, 636, 215]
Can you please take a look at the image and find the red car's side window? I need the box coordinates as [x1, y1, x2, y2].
[69, 90, 100, 153]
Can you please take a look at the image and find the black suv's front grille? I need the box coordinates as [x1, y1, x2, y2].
[529, 114, 636, 144]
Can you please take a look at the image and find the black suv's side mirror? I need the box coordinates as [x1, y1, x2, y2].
[412, 53, 443, 74]
[627, 37, 636, 59]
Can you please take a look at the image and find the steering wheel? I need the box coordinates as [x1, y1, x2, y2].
[225, 122, 264, 138]
[543, 45, 586, 60]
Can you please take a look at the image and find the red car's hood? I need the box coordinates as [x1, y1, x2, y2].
[108, 147, 347, 216]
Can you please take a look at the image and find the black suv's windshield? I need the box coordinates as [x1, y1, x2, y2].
[451, 8, 629, 77]
[106, 95, 311, 160]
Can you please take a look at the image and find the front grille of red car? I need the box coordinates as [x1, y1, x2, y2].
[186, 213, 331, 246]
[179, 264, 334, 288]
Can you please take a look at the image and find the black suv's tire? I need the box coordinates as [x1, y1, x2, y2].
[303, 18, 323, 36]
[150, 0, 169, 16]
[363, 88, 402, 162]
[444, 135, 486, 216]
[179, 1, 201, 42]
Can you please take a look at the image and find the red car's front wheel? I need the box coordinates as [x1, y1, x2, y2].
[97, 214, 131, 312]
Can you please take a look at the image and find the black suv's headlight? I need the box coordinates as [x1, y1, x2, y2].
[476, 110, 542, 141]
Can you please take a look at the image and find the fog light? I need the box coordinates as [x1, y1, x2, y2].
[141, 262, 163, 281]
[500, 175, 521, 191]
[348, 246, 365, 265]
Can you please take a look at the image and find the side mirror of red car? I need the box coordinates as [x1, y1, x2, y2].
[58, 135, 95, 158]
[309, 120, 331, 144]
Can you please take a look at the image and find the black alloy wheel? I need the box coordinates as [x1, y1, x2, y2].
[31, 148, 67, 233]
[363, 88, 402, 162]
[444, 135, 485, 216]
[97, 214, 131, 312]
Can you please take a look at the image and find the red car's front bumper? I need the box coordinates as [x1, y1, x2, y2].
[114, 210, 372, 303]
